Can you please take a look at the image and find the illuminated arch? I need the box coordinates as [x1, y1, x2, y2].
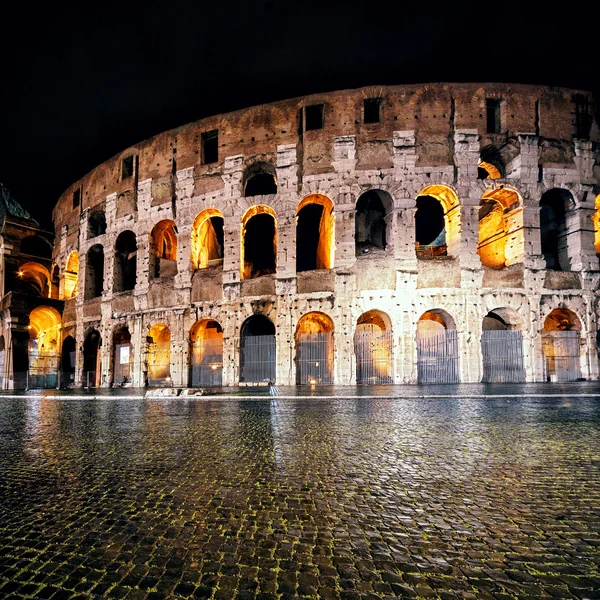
[542, 307, 582, 381]
[241, 205, 277, 280]
[593, 194, 600, 256]
[355, 190, 393, 255]
[482, 307, 523, 331]
[191, 209, 224, 270]
[415, 185, 460, 258]
[354, 310, 393, 384]
[189, 319, 223, 387]
[478, 161, 502, 180]
[149, 220, 178, 279]
[478, 186, 523, 269]
[295, 312, 334, 385]
[27, 306, 62, 382]
[147, 323, 171, 385]
[296, 194, 335, 271]
[416, 309, 459, 383]
[417, 309, 456, 331]
[543, 307, 582, 332]
[64, 251, 79, 299]
[17, 262, 51, 297]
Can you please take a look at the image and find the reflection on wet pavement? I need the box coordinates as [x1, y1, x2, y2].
[0, 390, 599, 599]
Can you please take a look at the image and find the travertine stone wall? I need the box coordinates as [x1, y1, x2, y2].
[50, 83, 600, 386]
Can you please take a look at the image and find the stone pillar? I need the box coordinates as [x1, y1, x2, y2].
[460, 296, 483, 383]
[221, 309, 237, 386]
[457, 199, 483, 271]
[566, 188, 599, 272]
[171, 309, 186, 387]
[335, 273, 356, 384]
[334, 191, 356, 269]
[394, 200, 417, 266]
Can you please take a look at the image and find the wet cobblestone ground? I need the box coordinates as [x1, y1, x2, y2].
[1, 386, 599, 599]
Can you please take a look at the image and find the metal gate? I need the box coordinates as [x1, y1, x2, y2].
[240, 334, 276, 383]
[189, 339, 223, 387]
[114, 343, 133, 385]
[542, 331, 581, 381]
[28, 354, 60, 389]
[354, 330, 393, 384]
[147, 342, 171, 386]
[416, 330, 459, 384]
[481, 330, 526, 383]
[296, 332, 333, 384]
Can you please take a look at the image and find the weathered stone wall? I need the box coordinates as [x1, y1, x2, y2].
[50, 83, 600, 386]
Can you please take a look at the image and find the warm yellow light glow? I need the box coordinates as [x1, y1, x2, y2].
[64, 251, 79, 299]
[478, 161, 502, 179]
[240, 205, 277, 280]
[17, 262, 51, 297]
[593, 194, 600, 255]
[147, 323, 171, 381]
[296, 194, 335, 269]
[417, 185, 460, 255]
[191, 209, 224, 270]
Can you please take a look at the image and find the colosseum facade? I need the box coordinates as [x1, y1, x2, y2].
[42, 82, 600, 388]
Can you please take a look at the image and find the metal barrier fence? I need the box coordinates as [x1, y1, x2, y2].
[416, 330, 460, 384]
[542, 331, 581, 381]
[354, 330, 393, 384]
[189, 339, 223, 387]
[481, 330, 526, 383]
[240, 334, 276, 383]
[296, 332, 333, 384]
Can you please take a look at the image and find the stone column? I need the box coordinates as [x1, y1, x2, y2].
[171, 309, 186, 387]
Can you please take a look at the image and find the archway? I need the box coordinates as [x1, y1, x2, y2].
[16, 262, 50, 297]
[416, 309, 459, 383]
[478, 187, 523, 269]
[64, 251, 79, 299]
[61, 335, 76, 387]
[88, 210, 107, 238]
[28, 306, 61, 388]
[540, 189, 573, 271]
[191, 209, 224, 270]
[355, 190, 392, 255]
[415, 185, 459, 258]
[189, 319, 223, 387]
[0, 336, 5, 390]
[593, 194, 600, 257]
[146, 323, 171, 386]
[114, 231, 137, 292]
[354, 310, 393, 384]
[481, 308, 525, 382]
[85, 245, 104, 299]
[241, 206, 277, 280]
[149, 220, 178, 279]
[542, 308, 582, 381]
[82, 329, 101, 388]
[295, 312, 334, 384]
[240, 315, 275, 383]
[112, 327, 133, 385]
[296, 195, 335, 271]
[244, 162, 277, 197]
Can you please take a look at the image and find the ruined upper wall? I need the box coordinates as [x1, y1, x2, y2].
[52, 82, 599, 235]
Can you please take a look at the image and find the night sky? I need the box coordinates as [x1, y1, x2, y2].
[1, 0, 598, 230]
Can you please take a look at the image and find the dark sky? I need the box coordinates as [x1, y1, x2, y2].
[1, 0, 598, 230]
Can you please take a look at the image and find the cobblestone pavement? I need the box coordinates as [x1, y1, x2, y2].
[0, 391, 599, 599]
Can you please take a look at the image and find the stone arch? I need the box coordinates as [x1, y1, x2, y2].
[478, 186, 524, 268]
[295, 312, 334, 385]
[27, 306, 62, 388]
[64, 251, 79, 299]
[243, 162, 277, 197]
[241, 205, 277, 280]
[593, 194, 600, 256]
[542, 307, 582, 381]
[296, 194, 335, 272]
[540, 188, 574, 271]
[114, 230, 137, 292]
[88, 210, 107, 238]
[240, 314, 276, 383]
[17, 262, 50, 297]
[50, 265, 60, 299]
[82, 328, 101, 388]
[85, 244, 104, 299]
[112, 325, 133, 386]
[355, 189, 393, 255]
[149, 220, 178, 279]
[415, 185, 460, 258]
[146, 323, 171, 386]
[61, 335, 76, 386]
[416, 309, 459, 383]
[354, 310, 393, 384]
[189, 319, 223, 387]
[191, 208, 224, 270]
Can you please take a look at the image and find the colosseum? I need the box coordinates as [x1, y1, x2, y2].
[4, 82, 600, 389]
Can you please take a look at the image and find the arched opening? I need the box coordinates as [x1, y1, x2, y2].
[61, 335, 76, 387]
[0, 336, 5, 390]
[16, 262, 50, 297]
[244, 162, 277, 197]
[481, 308, 525, 382]
[85, 245, 104, 299]
[477, 161, 502, 180]
[149, 220, 178, 279]
[50, 265, 60, 299]
[355, 190, 392, 255]
[20, 235, 52, 260]
[189, 319, 223, 387]
[354, 310, 393, 384]
[296, 194, 334, 272]
[146, 323, 171, 386]
[113, 231, 137, 292]
[64, 251, 79, 299]
[240, 315, 275, 383]
[241, 206, 277, 280]
[415, 185, 459, 259]
[295, 312, 334, 384]
[191, 209, 224, 270]
[82, 329, 101, 388]
[478, 187, 523, 269]
[416, 309, 459, 383]
[88, 211, 107, 238]
[112, 326, 133, 386]
[592, 194, 600, 257]
[542, 308, 582, 381]
[540, 189, 573, 271]
[27, 306, 62, 389]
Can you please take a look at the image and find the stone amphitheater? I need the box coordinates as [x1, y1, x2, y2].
[6, 82, 600, 389]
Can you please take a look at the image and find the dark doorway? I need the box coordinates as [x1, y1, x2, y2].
[240, 315, 276, 383]
[83, 329, 101, 387]
[243, 214, 276, 278]
[61, 336, 76, 387]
